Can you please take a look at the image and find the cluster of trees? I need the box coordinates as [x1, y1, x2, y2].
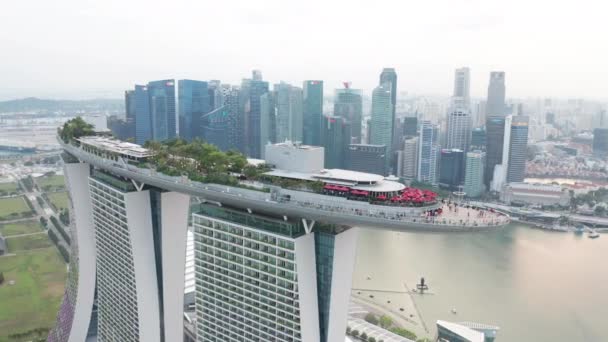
[20, 175, 34, 192]
[573, 188, 608, 216]
[59, 208, 70, 225]
[7, 327, 50, 342]
[143, 138, 248, 186]
[58, 117, 95, 143]
[49, 216, 71, 245]
[48, 228, 70, 263]
[0, 271, 4, 285]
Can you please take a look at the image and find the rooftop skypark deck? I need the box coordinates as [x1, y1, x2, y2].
[57, 127, 509, 232]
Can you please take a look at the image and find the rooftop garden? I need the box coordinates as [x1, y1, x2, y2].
[58, 117, 95, 143]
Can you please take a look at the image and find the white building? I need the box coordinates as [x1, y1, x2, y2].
[501, 182, 569, 206]
[264, 142, 324, 173]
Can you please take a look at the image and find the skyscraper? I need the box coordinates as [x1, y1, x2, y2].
[148, 79, 177, 142]
[379, 67, 397, 116]
[464, 150, 486, 198]
[347, 144, 387, 176]
[200, 105, 239, 152]
[260, 92, 275, 158]
[247, 72, 269, 158]
[485, 116, 506, 188]
[439, 149, 465, 190]
[506, 116, 529, 183]
[178, 79, 210, 141]
[402, 116, 418, 138]
[321, 115, 351, 169]
[369, 84, 394, 147]
[192, 204, 358, 342]
[486, 72, 506, 117]
[303, 80, 323, 146]
[471, 127, 486, 150]
[334, 84, 362, 144]
[453, 67, 471, 106]
[593, 128, 608, 157]
[134, 85, 152, 145]
[400, 137, 418, 181]
[446, 107, 472, 151]
[275, 82, 303, 143]
[418, 121, 440, 185]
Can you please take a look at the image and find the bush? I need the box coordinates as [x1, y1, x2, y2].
[50, 216, 71, 245]
[351, 330, 359, 337]
[361, 332, 368, 340]
[365, 313, 379, 325]
[369, 337, 376, 342]
[379, 315, 393, 329]
[390, 327, 417, 340]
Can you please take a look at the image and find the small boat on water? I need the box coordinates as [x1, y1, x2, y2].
[588, 231, 600, 239]
[451, 308, 457, 314]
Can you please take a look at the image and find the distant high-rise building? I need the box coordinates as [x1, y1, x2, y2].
[593, 110, 608, 129]
[134, 85, 152, 145]
[178, 79, 210, 141]
[275, 82, 303, 143]
[260, 92, 275, 158]
[400, 137, 419, 181]
[593, 128, 608, 157]
[303, 80, 323, 146]
[334, 84, 362, 144]
[453, 67, 471, 106]
[252, 69, 263, 81]
[446, 107, 472, 151]
[471, 127, 486, 150]
[322, 115, 351, 169]
[506, 116, 529, 183]
[464, 150, 486, 198]
[200, 105, 239, 152]
[148, 79, 177, 142]
[207, 80, 223, 110]
[490, 115, 514, 192]
[379, 68, 397, 114]
[347, 144, 387, 175]
[403, 116, 418, 138]
[439, 149, 465, 190]
[369, 84, 394, 148]
[484, 116, 506, 188]
[417, 121, 440, 185]
[545, 112, 555, 125]
[239, 70, 268, 158]
[110, 91, 136, 141]
[486, 72, 506, 117]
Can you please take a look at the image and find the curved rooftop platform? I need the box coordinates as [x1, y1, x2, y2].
[61, 139, 509, 232]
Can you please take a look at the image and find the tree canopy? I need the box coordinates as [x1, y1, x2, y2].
[58, 117, 95, 143]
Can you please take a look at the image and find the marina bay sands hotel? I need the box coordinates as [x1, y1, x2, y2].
[47, 135, 507, 342]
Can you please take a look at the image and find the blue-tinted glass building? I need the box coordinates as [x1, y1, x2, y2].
[178, 80, 210, 141]
[303, 80, 324, 146]
[201, 105, 239, 152]
[148, 79, 176, 142]
[247, 79, 269, 158]
[134, 85, 152, 145]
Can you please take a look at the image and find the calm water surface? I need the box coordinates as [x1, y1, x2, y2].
[353, 224, 608, 342]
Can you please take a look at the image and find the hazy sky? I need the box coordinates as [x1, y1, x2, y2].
[1, 0, 606, 100]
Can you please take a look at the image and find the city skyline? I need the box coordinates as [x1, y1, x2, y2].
[2, 0, 608, 100]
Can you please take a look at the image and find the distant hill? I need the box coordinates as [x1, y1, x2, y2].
[0, 97, 123, 113]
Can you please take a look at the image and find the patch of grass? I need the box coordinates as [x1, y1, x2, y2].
[6, 234, 53, 252]
[0, 221, 44, 237]
[0, 197, 33, 220]
[0, 182, 18, 194]
[46, 192, 70, 212]
[0, 248, 66, 341]
[35, 175, 65, 192]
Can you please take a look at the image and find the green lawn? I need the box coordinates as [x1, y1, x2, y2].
[46, 192, 70, 212]
[0, 221, 44, 237]
[0, 248, 66, 341]
[0, 197, 33, 221]
[0, 182, 19, 194]
[35, 175, 65, 192]
[6, 234, 53, 252]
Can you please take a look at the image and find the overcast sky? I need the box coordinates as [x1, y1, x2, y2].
[1, 0, 606, 100]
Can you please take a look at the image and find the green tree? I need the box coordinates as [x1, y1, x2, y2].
[351, 330, 359, 338]
[361, 332, 368, 340]
[0, 271, 4, 285]
[364, 313, 379, 325]
[379, 315, 393, 329]
[368, 337, 376, 342]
